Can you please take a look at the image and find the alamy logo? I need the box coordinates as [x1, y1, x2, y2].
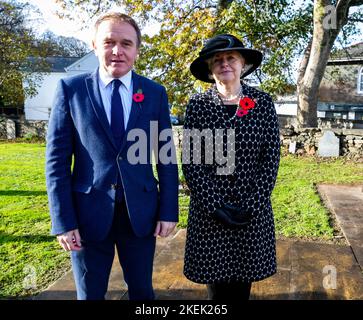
[23, 265, 37, 290]
[323, 5, 337, 30]
[125, 121, 236, 175]
[322, 265, 337, 290]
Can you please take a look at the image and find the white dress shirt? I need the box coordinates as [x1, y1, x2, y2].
[98, 68, 133, 130]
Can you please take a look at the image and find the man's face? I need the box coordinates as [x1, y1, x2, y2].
[93, 19, 139, 78]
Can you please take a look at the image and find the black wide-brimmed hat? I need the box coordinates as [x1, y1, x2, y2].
[190, 34, 263, 83]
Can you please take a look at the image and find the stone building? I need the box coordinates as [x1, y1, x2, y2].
[276, 42, 363, 129]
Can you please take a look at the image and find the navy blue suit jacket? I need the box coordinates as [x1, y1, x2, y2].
[46, 70, 179, 241]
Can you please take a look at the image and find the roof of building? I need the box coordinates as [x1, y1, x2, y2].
[64, 51, 96, 72]
[26, 56, 80, 72]
[327, 57, 363, 65]
[329, 42, 363, 61]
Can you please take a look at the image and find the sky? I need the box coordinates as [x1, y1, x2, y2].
[22, 0, 160, 49]
[23, 0, 363, 48]
[24, 0, 93, 44]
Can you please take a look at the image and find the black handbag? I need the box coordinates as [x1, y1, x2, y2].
[212, 204, 252, 228]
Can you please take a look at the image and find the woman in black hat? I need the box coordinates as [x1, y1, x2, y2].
[182, 34, 281, 300]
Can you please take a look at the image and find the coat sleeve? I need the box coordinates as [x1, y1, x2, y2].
[181, 97, 224, 215]
[155, 86, 179, 222]
[246, 95, 280, 216]
[45, 79, 78, 235]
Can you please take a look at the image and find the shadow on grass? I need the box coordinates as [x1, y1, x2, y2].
[0, 231, 54, 244]
[0, 190, 47, 197]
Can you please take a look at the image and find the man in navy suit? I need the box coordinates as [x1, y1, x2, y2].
[45, 12, 179, 300]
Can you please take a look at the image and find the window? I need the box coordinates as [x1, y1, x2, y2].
[358, 67, 363, 94]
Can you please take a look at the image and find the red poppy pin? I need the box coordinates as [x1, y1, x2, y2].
[236, 97, 257, 117]
[133, 89, 144, 103]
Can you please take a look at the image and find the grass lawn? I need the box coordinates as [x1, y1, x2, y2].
[272, 155, 363, 239]
[0, 142, 362, 298]
[0, 142, 70, 299]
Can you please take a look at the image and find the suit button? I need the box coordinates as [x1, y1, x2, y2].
[111, 183, 117, 190]
[118, 156, 123, 161]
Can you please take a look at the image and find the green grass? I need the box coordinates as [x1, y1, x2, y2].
[177, 155, 363, 239]
[272, 155, 363, 239]
[0, 142, 70, 299]
[0, 142, 362, 298]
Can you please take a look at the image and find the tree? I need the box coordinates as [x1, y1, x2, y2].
[39, 31, 90, 57]
[54, 0, 362, 123]
[55, 0, 312, 116]
[0, 0, 48, 108]
[297, 0, 363, 127]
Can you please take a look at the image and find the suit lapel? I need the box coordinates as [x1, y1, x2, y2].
[126, 71, 143, 133]
[119, 71, 143, 151]
[85, 70, 117, 150]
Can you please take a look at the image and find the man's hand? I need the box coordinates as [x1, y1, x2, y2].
[154, 221, 177, 238]
[57, 229, 82, 251]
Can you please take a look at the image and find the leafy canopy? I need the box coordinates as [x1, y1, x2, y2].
[55, 0, 314, 115]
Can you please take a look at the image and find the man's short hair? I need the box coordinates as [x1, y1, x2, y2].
[94, 12, 142, 47]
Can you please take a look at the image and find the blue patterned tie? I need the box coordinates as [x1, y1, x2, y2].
[111, 79, 125, 148]
[110, 79, 125, 201]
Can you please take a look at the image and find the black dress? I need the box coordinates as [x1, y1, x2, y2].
[182, 83, 281, 284]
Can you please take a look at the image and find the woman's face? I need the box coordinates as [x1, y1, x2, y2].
[209, 50, 245, 85]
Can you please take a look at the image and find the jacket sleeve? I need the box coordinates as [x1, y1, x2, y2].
[246, 95, 280, 216]
[45, 79, 78, 235]
[155, 86, 179, 222]
[181, 97, 224, 215]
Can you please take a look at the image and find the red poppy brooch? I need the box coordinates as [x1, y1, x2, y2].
[133, 89, 144, 103]
[236, 97, 256, 117]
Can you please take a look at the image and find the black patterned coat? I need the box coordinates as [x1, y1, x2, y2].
[182, 83, 280, 284]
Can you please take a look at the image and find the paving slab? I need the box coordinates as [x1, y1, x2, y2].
[318, 184, 363, 269]
[34, 229, 363, 300]
[34, 229, 178, 300]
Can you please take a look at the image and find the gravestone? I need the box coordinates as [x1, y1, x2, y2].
[6, 119, 16, 140]
[318, 130, 339, 157]
[288, 141, 296, 154]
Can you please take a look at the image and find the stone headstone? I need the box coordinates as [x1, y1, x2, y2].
[318, 130, 339, 157]
[288, 141, 296, 154]
[6, 119, 16, 140]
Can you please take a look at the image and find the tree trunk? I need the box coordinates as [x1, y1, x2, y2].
[298, 0, 337, 127]
[296, 0, 362, 128]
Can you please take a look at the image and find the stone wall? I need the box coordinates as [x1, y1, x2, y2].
[173, 125, 363, 159]
[18, 119, 48, 139]
[279, 127, 363, 158]
[0, 117, 48, 139]
[0, 117, 6, 139]
[1, 119, 362, 159]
